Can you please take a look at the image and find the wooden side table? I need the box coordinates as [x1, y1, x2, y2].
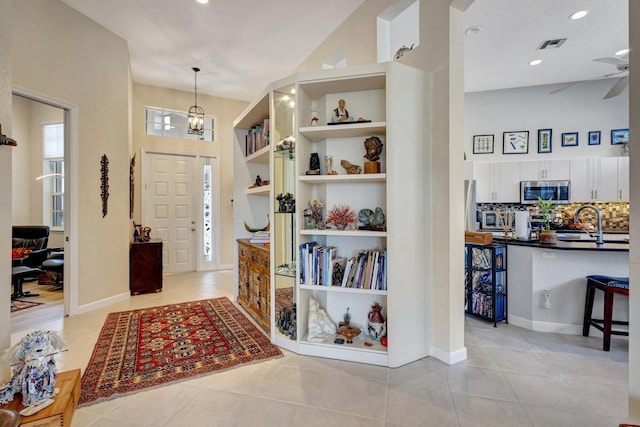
[130, 239, 163, 295]
[0, 368, 81, 427]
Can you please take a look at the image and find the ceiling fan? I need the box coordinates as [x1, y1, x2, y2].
[550, 55, 629, 99]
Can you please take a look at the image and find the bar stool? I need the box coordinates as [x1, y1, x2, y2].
[583, 275, 629, 351]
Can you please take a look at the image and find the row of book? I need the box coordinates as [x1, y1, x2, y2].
[298, 241, 387, 290]
[249, 231, 270, 245]
[245, 119, 270, 157]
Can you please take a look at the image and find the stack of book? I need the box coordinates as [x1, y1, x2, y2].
[249, 231, 270, 245]
[299, 241, 386, 290]
[245, 119, 270, 156]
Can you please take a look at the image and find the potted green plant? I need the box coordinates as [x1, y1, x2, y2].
[537, 196, 557, 244]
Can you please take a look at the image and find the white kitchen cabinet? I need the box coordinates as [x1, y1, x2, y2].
[474, 161, 520, 203]
[520, 159, 570, 181]
[570, 157, 620, 202]
[617, 157, 629, 201]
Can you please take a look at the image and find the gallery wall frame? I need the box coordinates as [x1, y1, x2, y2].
[611, 128, 629, 145]
[537, 129, 552, 153]
[588, 131, 601, 145]
[561, 132, 579, 147]
[503, 131, 529, 154]
[473, 134, 494, 154]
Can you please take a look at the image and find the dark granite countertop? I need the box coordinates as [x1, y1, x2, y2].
[493, 236, 629, 252]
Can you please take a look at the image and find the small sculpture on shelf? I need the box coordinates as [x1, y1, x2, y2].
[324, 155, 336, 175]
[309, 199, 324, 224]
[309, 104, 320, 126]
[276, 192, 295, 213]
[340, 159, 362, 175]
[358, 207, 386, 231]
[276, 134, 295, 151]
[327, 204, 357, 230]
[249, 175, 269, 189]
[367, 302, 387, 341]
[330, 99, 367, 124]
[337, 307, 361, 344]
[276, 303, 297, 340]
[306, 153, 321, 175]
[363, 136, 383, 174]
[307, 295, 337, 343]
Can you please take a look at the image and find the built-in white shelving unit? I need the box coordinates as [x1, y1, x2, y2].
[234, 62, 432, 367]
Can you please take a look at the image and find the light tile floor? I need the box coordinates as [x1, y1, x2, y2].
[9, 271, 629, 426]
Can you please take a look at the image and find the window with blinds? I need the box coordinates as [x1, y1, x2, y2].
[42, 123, 64, 229]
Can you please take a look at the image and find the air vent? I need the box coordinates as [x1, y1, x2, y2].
[538, 38, 567, 50]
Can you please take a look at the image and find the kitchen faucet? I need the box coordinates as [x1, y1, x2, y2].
[574, 205, 604, 245]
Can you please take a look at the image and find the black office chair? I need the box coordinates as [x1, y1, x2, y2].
[11, 225, 50, 299]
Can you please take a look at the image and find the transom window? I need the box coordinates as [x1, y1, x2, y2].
[145, 107, 215, 142]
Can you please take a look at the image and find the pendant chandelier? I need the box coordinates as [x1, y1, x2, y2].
[188, 67, 205, 136]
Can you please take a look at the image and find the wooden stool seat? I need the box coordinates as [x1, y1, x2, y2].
[583, 275, 629, 351]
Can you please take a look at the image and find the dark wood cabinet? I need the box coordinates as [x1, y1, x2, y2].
[130, 240, 163, 295]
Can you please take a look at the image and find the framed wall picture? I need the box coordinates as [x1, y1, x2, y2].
[561, 132, 579, 147]
[503, 131, 529, 154]
[537, 129, 552, 153]
[473, 134, 494, 154]
[611, 128, 629, 145]
[588, 131, 601, 145]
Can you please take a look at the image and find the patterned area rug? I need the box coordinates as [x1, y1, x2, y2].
[10, 299, 43, 313]
[78, 297, 282, 407]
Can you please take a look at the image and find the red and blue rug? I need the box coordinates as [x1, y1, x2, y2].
[78, 297, 282, 407]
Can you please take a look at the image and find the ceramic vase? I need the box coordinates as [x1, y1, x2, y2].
[367, 302, 386, 340]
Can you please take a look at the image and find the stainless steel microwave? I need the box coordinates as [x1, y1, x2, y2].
[520, 180, 570, 204]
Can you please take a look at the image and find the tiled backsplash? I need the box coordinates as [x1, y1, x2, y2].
[478, 201, 629, 231]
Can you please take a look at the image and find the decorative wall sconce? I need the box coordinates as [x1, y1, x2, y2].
[187, 67, 205, 136]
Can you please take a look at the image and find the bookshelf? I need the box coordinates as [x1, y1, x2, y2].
[232, 91, 271, 313]
[465, 243, 508, 327]
[293, 62, 430, 367]
[235, 62, 431, 367]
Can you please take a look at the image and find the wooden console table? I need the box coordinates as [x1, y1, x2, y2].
[0, 368, 81, 427]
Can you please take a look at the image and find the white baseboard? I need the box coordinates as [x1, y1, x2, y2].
[508, 314, 582, 335]
[431, 345, 467, 365]
[77, 292, 130, 315]
[218, 264, 233, 270]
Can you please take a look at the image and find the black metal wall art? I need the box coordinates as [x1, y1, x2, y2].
[101, 154, 109, 217]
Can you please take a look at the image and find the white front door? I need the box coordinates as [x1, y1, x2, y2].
[143, 153, 197, 273]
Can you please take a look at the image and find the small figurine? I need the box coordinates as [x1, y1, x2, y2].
[363, 136, 383, 162]
[340, 159, 362, 175]
[276, 134, 295, 151]
[306, 153, 321, 175]
[393, 43, 415, 61]
[331, 99, 354, 123]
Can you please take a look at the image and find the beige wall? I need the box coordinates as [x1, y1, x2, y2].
[11, 0, 131, 307]
[295, 0, 465, 360]
[131, 84, 247, 267]
[1, 0, 13, 355]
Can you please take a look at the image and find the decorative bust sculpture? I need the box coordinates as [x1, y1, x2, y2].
[363, 136, 383, 162]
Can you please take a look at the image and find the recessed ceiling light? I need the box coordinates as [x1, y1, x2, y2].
[569, 10, 588, 20]
[465, 26, 482, 36]
[615, 49, 630, 56]
[195, 0, 209, 4]
[529, 59, 542, 66]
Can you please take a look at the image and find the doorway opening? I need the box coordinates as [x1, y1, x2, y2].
[10, 89, 76, 332]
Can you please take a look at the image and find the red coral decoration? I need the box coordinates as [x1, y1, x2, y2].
[327, 204, 356, 230]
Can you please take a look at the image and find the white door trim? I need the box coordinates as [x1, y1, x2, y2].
[141, 149, 221, 271]
[12, 85, 79, 316]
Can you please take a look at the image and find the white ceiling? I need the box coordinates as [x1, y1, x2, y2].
[60, 0, 365, 102]
[59, 0, 629, 102]
[464, 0, 628, 94]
